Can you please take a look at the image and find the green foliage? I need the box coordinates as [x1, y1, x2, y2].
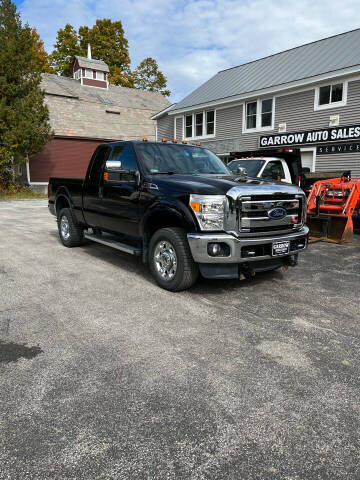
[133, 57, 170, 96]
[50, 24, 83, 77]
[0, 0, 53, 185]
[79, 19, 133, 88]
[0, 183, 46, 198]
[50, 19, 170, 93]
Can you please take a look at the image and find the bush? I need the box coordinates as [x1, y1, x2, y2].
[0, 182, 46, 198]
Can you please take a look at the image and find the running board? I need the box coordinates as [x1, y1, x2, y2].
[84, 232, 142, 256]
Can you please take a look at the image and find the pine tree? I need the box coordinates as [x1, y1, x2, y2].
[79, 19, 133, 88]
[133, 57, 170, 96]
[0, 0, 53, 185]
[50, 24, 83, 77]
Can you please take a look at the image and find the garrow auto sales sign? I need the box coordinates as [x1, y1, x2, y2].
[259, 124, 360, 148]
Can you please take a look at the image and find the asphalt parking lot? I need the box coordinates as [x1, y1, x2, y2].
[0, 199, 359, 479]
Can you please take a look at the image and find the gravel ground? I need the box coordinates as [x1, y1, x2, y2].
[0, 199, 359, 480]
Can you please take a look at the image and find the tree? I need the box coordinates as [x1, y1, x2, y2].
[50, 19, 170, 92]
[133, 57, 170, 96]
[0, 0, 53, 186]
[50, 23, 82, 77]
[78, 19, 133, 88]
[31, 28, 53, 73]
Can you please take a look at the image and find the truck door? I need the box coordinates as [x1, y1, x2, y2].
[99, 144, 141, 237]
[82, 145, 111, 227]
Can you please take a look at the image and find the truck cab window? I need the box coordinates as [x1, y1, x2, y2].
[108, 145, 137, 181]
[89, 146, 110, 182]
[262, 160, 285, 180]
[111, 145, 137, 171]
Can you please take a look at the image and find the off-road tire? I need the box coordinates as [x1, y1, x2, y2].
[149, 227, 199, 291]
[58, 208, 84, 247]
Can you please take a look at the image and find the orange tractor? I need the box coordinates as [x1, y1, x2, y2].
[306, 172, 360, 243]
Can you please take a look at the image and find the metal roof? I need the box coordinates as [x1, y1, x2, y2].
[74, 55, 110, 73]
[170, 28, 360, 112]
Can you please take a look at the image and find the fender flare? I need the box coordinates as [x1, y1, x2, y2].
[55, 186, 74, 214]
[141, 198, 197, 236]
[141, 198, 199, 262]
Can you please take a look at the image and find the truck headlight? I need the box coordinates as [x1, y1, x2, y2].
[189, 194, 226, 231]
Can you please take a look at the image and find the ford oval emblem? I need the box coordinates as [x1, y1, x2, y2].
[268, 207, 287, 219]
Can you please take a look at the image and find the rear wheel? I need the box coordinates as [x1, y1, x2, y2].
[149, 227, 198, 291]
[58, 208, 84, 247]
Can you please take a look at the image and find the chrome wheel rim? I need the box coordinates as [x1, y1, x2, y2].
[60, 215, 70, 241]
[154, 240, 177, 281]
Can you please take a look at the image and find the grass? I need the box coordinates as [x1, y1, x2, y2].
[0, 186, 47, 200]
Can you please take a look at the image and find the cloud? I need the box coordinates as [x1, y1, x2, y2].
[18, 0, 360, 102]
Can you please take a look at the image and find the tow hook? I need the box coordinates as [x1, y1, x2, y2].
[239, 269, 256, 280]
[285, 254, 298, 267]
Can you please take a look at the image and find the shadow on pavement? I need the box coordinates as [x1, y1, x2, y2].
[0, 340, 43, 363]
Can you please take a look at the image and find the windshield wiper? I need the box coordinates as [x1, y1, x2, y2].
[151, 171, 194, 175]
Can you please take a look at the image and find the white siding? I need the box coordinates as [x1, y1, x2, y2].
[157, 115, 173, 139]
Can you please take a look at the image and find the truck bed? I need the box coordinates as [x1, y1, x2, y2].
[48, 177, 84, 218]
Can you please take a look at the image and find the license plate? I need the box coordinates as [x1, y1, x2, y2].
[272, 241, 290, 256]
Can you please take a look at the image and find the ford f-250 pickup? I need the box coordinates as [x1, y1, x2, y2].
[48, 140, 309, 291]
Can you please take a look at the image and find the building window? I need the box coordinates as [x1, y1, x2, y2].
[245, 98, 274, 131]
[85, 69, 93, 78]
[261, 99, 272, 127]
[184, 110, 215, 139]
[320, 83, 343, 104]
[315, 82, 347, 110]
[185, 115, 193, 138]
[195, 112, 203, 137]
[246, 102, 257, 129]
[206, 110, 215, 135]
[96, 71, 105, 81]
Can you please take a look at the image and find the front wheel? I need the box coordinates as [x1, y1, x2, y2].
[57, 208, 84, 247]
[149, 227, 199, 291]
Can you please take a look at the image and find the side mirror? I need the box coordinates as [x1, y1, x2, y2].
[104, 159, 140, 186]
[237, 166, 247, 176]
[105, 160, 122, 172]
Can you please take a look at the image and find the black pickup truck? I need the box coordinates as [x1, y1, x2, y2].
[48, 140, 309, 291]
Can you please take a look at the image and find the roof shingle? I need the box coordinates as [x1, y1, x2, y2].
[41, 74, 170, 140]
[74, 55, 110, 73]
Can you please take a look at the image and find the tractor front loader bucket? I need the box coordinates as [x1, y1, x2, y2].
[307, 215, 353, 243]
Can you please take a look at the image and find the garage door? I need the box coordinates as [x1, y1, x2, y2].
[30, 138, 110, 183]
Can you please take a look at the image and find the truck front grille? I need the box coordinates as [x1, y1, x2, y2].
[236, 194, 304, 237]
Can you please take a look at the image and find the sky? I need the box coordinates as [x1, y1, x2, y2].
[15, 0, 360, 103]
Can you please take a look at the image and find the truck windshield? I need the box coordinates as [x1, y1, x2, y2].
[228, 159, 265, 177]
[136, 143, 230, 175]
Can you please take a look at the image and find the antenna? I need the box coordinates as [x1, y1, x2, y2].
[87, 43, 92, 59]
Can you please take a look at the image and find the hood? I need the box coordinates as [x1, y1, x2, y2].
[146, 174, 303, 196]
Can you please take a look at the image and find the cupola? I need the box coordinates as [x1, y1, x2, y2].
[71, 44, 109, 89]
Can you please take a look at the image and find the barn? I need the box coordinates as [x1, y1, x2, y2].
[27, 53, 170, 192]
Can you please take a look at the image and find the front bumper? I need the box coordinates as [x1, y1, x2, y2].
[187, 226, 309, 264]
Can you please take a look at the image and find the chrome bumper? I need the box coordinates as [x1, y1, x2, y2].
[187, 226, 309, 263]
